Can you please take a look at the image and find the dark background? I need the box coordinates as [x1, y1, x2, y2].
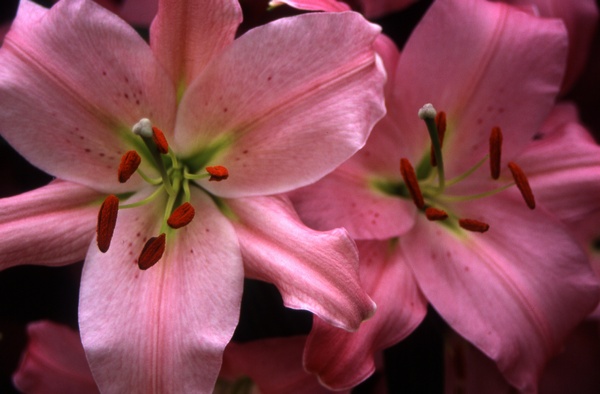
[0, 0, 599, 393]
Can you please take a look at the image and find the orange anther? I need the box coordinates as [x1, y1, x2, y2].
[152, 126, 169, 154]
[431, 111, 446, 167]
[118, 150, 141, 183]
[167, 202, 195, 229]
[400, 158, 424, 209]
[459, 218, 489, 233]
[206, 165, 229, 182]
[489, 127, 503, 180]
[508, 162, 535, 209]
[97, 195, 119, 253]
[425, 207, 448, 221]
[138, 233, 166, 270]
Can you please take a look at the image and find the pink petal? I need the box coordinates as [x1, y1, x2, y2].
[390, 0, 568, 177]
[79, 189, 243, 392]
[290, 168, 417, 239]
[269, 0, 351, 12]
[227, 195, 375, 331]
[304, 240, 427, 390]
[118, 0, 158, 26]
[402, 196, 600, 392]
[515, 103, 600, 224]
[174, 11, 385, 197]
[222, 336, 340, 394]
[499, 0, 599, 92]
[358, 0, 419, 18]
[150, 0, 242, 90]
[0, 0, 175, 193]
[13, 321, 98, 394]
[0, 180, 101, 270]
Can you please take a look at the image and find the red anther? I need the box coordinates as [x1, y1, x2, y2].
[459, 218, 490, 233]
[138, 233, 166, 270]
[97, 194, 119, 253]
[167, 202, 195, 229]
[117, 150, 141, 183]
[206, 165, 229, 181]
[489, 127, 503, 180]
[431, 111, 446, 167]
[399, 158, 424, 209]
[508, 162, 535, 209]
[152, 126, 169, 154]
[425, 207, 448, 221]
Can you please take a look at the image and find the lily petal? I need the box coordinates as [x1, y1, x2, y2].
[290, 168, 417, 240]
[175, 12, 385, 197]
[402, 196, 600, 392]
[13, 321, 98, 394]
[0, 180, 100, 270]
[516, 103, 600, 224]
[222, 336, 338, 394]
[391, 0, 567, 176]
[269, 0, 351, 12]
[227, 195, 375, 331]
[500, 0, 599, 92]
[304, 240, 427, 390]
[150, 0, 242, 90]
[0, 0, 176, 193]
[79, 190, 243, 393]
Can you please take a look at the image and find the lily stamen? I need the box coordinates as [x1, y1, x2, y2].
[138, 233, 166, 270]
[167, 202, 196, 229]
[400, 158, 424, 209]
[151, 126, 169, 154]
[118, 150, 142, 183]
[431, 111, 446, 167]
[97, 194, 119, 253]
[459, 218, 490, 233]
[206, 165, 229, 182]
[425, 207, 448, 221]
[508, 162, 535, 209]
[489, 126, 503, 180]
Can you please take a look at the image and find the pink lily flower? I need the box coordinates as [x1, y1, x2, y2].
[0, 0, 385, 391]
[291, 0, 600, 391]
[13, 321, 98, 394]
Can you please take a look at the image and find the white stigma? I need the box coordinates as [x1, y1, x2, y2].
[418, 103, 437, 120]
[132, 118, 153, 138]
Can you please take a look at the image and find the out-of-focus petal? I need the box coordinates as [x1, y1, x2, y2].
[222, 336, 339, 394]
[0, 180, 100, 270]
[13, 321, 98, 394]
[119, 0, 158, 26]
[0, 0, 175, 193]
[150, 0, 241, 90]
[79, 190, 243, 393]
[175, 12, 385, 198]
[305, 240, 427, 389]
[228, 195, 375, 331]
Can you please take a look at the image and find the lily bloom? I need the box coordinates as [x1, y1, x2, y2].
[291, 0, 600, 391]
[0, 0, 385, 391]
